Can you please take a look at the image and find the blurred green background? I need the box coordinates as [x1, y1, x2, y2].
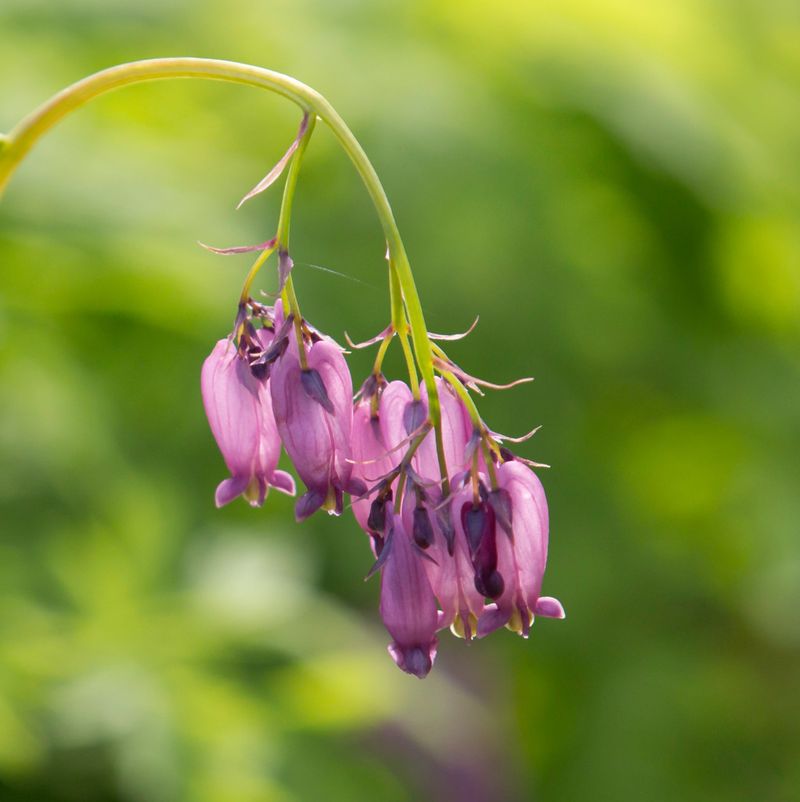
[1, 1, 799, 800]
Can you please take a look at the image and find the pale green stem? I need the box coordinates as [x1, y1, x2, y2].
[372, 330, 394, 374]
[434, 423, 451, 497]
[388, 260, 419, 397]
[282, 278, 309, 370]
[482, 440, 499, 487]
[276, 114, 316, 370]
[239, 243, 277, 305]
[438, 367, 482, 428]
[393, 424, 430, 514]
[440, 367, 499, 486]
[276, 114, 315, 249]
[0, 57, 441, 425]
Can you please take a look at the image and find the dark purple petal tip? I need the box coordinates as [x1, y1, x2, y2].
[388, 642, 437, 679]
[475, 568, 505, 600]
[403, 400, 427, 436]
[367, 495, 389, 534]
[488, 488, 513, 537]
[300, 368, 334, 413]
[412, 506, 435, 549]
[295, 489, 326, 521]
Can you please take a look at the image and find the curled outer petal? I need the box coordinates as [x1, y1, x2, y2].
[379, 516, 439, 678]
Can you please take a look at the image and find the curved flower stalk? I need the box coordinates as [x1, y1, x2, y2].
[0, 57, 565, 678]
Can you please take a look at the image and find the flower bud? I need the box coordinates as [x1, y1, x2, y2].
[380, 378, 472, 484]
[379, 515, 439, 678]
[350, 395, 399, 532]
[270, 333, 362, 520]
[478, 460, 565, 637]
[201, 337, 295, 507]
[402, 485, 488, 640]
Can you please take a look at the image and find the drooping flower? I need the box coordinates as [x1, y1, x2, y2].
[379, 377, 473, 484]
[376, 378, 492, 638]
[201, 337, 295, 507]
[270, 330, 365, 520]
[400, 485, 489, 640]
[478, 459, 565, 637]
[350, 382, 397, 534]
[379, 513, 439, 678]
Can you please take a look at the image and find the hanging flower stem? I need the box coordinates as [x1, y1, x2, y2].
[0, 57, 441, 422]
[239, 244, 277, 304]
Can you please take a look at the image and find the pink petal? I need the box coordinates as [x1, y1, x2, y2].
[535, 597, 566, 619]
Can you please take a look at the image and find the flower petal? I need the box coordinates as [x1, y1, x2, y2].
[535, 596, 566, 619]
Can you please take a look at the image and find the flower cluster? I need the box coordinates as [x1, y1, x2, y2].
[203, 298, 564, 678]
[199, 109, 562, 679]
[0, 58, 563, 679]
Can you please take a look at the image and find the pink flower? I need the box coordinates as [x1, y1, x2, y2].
[409, 484, 491, 640]
[380, 377, 473, 483]
[379, 514, 439, 678]
[270, 333, 364, 520]
[201, 337, 295, 507]
[478, 460, 565, 637]
[350, 392, 398, 533]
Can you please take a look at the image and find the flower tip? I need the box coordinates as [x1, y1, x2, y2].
[346, 477, 369, 499]
[270, 470, 297, 496]
[300, 368, 334, 414]
[535, 596, 566, 619]
[295, 490, 326, 521]
[388, 642, 437, 678]
[214, 476, 249, 508]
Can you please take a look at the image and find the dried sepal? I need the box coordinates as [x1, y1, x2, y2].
[237, 113, 310, 208]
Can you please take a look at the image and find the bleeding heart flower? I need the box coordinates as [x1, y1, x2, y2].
[201, 337, 295, 508]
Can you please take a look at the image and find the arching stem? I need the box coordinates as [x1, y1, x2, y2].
[0, 57, 441, 425]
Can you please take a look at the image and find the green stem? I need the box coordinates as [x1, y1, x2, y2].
[372, 329, 394, 374]
[276, 114, 316, 370]
[239, 243, 277, 304]
[276, 113, 315, 248]
[0, 57, 440, 423]
[388, 261, 419, 397]
[282, 278, 308, 370]
[438, 367, 482, 428]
